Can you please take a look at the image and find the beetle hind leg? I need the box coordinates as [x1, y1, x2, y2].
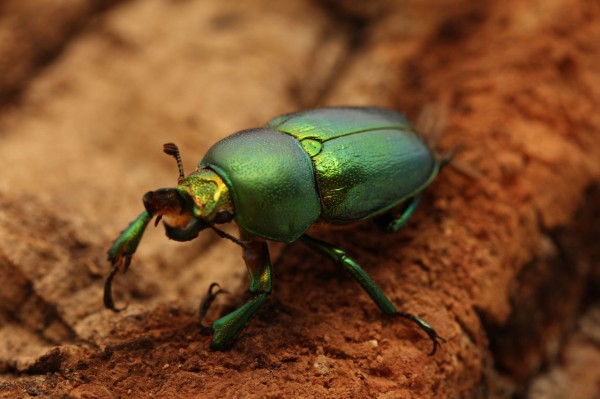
[300, 234, 445, 355]
[374, 192, 423, 233]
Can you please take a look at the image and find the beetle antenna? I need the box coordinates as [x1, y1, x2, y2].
[163, 143, 185, 181]
[210, 225, 250, 250]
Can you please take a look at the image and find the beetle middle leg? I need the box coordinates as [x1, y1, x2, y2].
[208, 235, 271, 350]
[300, 234, 445, 355]
[374, 192, 424, 233]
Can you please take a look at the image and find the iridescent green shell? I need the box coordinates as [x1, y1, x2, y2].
[268, 107, 439, 222]
[201, 107, 439, 242]
[200, 128, 321, 242]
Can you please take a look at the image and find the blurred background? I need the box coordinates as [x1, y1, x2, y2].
[0, 1, 599, 398]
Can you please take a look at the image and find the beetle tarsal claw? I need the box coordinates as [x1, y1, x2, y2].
[198, 282, 229, 324]
[426, 332, 446, 356]
[103, 263, 129, 312]
[394, 311, 445, 355]
[122, 255, 133, 274]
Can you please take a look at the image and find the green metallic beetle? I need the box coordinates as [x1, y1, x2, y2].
[105, 106, 451, 354]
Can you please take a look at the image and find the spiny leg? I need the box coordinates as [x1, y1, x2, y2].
[300, 234, 445, 355]
[209, 234, 272, 350]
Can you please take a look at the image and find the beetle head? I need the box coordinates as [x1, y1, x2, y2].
[147, 168, 234, 242]
[143, 188, 188, 222]
[142, 188, 200, 240]
[151, 143, 234, 241]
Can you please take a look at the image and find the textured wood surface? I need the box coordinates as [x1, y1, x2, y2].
[1, 1, 599, 397]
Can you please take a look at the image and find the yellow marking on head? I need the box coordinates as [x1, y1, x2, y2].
[212, 177, 228, 202]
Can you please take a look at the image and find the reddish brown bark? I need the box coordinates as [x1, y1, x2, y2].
[1, 1, 599, 398]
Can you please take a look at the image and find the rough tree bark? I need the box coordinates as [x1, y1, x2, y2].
[0, 1, 599, 398]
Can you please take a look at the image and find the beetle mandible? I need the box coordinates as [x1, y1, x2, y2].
[105, 106, 452, 354]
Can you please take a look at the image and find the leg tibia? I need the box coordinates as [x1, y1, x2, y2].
[209, 235, 272, 350]
[300, 234, 444, 355]
[210, 292, 269, 350]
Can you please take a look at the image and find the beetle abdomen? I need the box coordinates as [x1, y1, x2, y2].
[200, 128, 321, 242]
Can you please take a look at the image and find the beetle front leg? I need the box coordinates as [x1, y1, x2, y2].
[209, 235, 272, 350]
[104, 211, 152, 310]
[300, 234, 445, 355]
